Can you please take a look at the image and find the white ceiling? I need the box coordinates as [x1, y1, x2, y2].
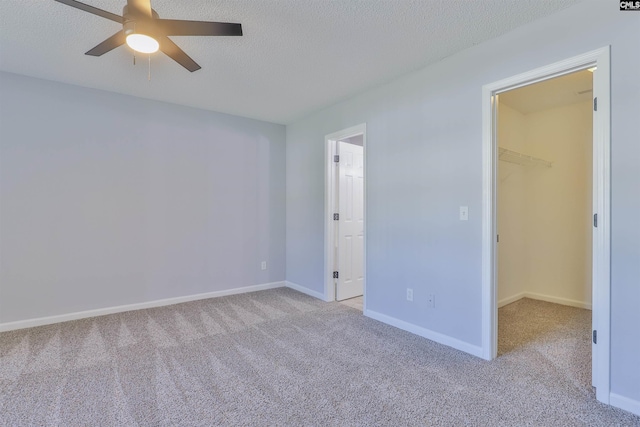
[500, 69, 593, 114]
[0, 0, 581, 124]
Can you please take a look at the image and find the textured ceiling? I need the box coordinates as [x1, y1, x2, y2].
[500, 69, 593, 114]
[0, 0, 582, 124]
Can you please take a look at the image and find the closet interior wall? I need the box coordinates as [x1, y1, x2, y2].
[498, 99, 592, 309]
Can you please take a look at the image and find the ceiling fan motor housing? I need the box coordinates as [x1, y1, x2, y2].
[122, 5, 159, 38]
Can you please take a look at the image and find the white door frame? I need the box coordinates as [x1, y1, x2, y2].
[324, 123, 367, 304]
[481, 47, 611, 403]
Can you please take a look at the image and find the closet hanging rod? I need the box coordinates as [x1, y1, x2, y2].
[498, 147, 552, 168]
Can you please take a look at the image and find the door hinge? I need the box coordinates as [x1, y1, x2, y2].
[334, 155, 340, 163]
[333, 271, 339, 279]
[593, 330, 597, 344]
[497, 234, 499, 243]
[333, 213, 339, 220]
[594, 97, 598, 111]
[594, 213, 598, 228]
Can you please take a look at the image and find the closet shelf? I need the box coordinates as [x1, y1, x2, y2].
[498, 147, 552, 168]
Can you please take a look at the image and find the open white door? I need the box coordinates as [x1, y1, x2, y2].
[336, 141, 364, 301]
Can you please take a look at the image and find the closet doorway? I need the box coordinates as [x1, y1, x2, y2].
[497, 69, 594, 308]
[497, 68, 594, 376]
[481, 47, 611, 404]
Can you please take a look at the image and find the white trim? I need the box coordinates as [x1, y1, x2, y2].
[365, 309, 484, 358]
[498, 292, 591, 310]
[481, 46, 611, 404]
[591, 47, 611, 405]
[524, 292, 592, 310]
[610, 393, 640, 417]
[324, 124, 367, 309]
[0, 281, 285, 332]
[498, 292, 526, 308]
[285, 281, 330, 301]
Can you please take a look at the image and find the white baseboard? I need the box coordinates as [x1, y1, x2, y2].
[498, 292, 526, 308]
[524, 292, 591, 310]
[610, 393, 640, 417]
[498, 292, 591, 310]
[364, 309, 484, 359]
[285, 281, 330, 301]
[0, 281, 285, 332]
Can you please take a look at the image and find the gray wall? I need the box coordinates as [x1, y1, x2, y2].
[0, 71, 286, 323]
[286, 2, 640, 403]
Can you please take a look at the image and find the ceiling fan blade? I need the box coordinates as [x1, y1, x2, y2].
[85, 31, 126, 56]
[158, 37, 201, 72]
[54, 0, 123, 23]
[126, 0, 152, 17]
[156, 20, 242, 36]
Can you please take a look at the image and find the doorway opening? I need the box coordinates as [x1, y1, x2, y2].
[482, 47, 611, 404]
[324, 124, 366, 311]
[497, 68, 595, 389]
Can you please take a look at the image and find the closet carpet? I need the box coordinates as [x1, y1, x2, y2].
[1, 289, 638, 426]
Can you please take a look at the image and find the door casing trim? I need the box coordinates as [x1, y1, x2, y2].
[481, 47, 611, 403]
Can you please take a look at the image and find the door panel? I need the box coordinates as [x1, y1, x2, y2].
[336, 141, 364, 301]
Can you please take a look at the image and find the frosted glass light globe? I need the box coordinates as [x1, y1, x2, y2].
[126, 34, 159, 54]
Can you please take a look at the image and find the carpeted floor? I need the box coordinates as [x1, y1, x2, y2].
[1, 289, 638, 426]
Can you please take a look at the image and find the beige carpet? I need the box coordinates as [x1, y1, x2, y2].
[1, 289, 638, 426]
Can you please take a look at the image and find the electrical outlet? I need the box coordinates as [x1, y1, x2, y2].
[427, 294, 435, 308]
[459, 206, 469, 221]
[261, 261, 267, 270]
[406, 288, 413, 302]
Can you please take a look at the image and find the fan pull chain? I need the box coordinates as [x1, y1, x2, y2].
[133, 22, 137, 67]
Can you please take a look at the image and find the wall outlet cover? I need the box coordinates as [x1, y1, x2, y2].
[427, 294, 435, 308]
[459, 206, 469, 221]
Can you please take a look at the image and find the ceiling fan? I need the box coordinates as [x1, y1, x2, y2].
[54, 0, 243, 72]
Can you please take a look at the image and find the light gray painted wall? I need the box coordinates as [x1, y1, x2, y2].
[0, 71, 286, 323]
[286, 2, 640, 402]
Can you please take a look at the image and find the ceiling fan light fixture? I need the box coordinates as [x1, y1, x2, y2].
[126, 34, 159, 54]
[55, 0, 243, 72]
